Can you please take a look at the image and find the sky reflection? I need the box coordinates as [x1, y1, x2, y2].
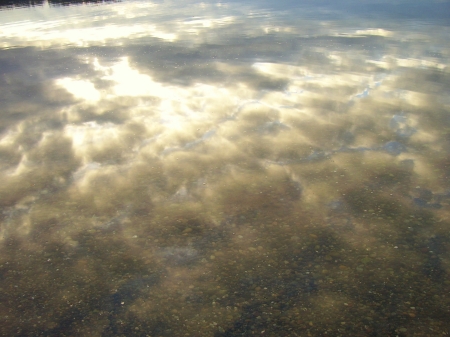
[0, 1, 449, 336]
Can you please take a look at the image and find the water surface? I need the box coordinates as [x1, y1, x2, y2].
[0, 0, 449, 336]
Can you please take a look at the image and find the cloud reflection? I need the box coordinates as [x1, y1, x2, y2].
[0, 0, 449, 336]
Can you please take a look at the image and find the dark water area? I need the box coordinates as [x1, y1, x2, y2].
[0, 0, 449, 336]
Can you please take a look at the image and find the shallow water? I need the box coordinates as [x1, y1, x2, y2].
[0, 0, 449, 336]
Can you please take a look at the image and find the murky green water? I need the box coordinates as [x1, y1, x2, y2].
[0, 0, 449, 336]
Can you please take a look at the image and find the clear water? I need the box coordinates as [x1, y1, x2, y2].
[0, 0, 449, 336]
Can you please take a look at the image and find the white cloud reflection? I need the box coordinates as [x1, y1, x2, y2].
[57, 77, 101, 101]
[98, 57, 175, 98]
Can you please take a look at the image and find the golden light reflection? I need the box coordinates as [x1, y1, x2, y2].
[100, 57, 174, 98]
[57, 78, 101, 101]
